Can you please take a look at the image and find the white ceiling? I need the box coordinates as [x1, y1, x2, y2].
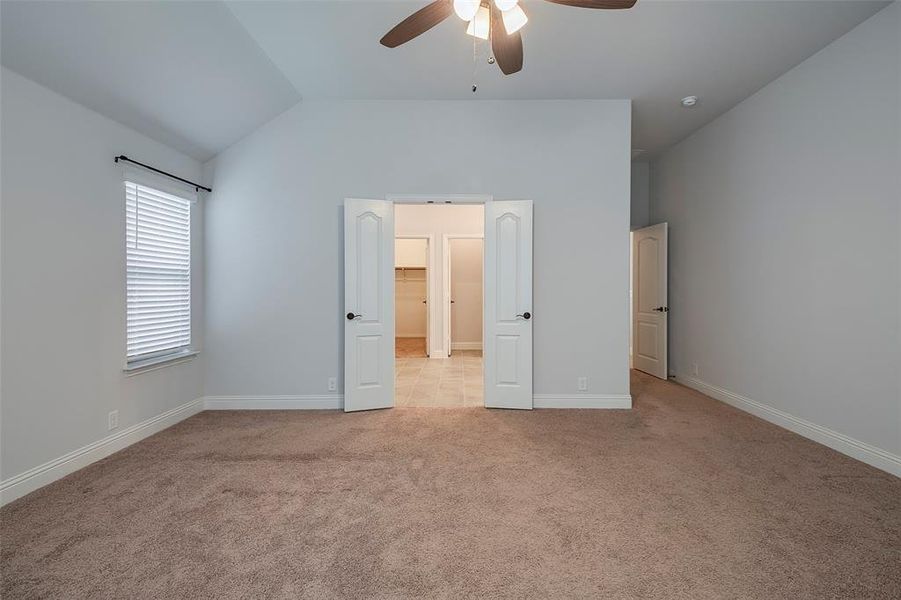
[1, 1, 890, 161]
[228, 0, 889, 159]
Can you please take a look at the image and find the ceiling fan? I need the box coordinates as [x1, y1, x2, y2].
[380, 0, 638, 76]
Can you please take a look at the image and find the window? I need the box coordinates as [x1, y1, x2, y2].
[126, 180, 192, 367]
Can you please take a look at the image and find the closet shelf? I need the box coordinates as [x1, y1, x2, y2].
[395, 266, 426, 281]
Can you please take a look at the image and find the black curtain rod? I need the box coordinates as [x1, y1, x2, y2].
[114, 155, 212, 193]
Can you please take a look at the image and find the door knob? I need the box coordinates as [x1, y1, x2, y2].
[652, 306, 669, 313]
[346, 312, 363, 320]
[516, 312, 531, 320]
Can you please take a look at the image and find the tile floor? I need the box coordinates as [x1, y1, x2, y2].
[395, 338, 483, 407]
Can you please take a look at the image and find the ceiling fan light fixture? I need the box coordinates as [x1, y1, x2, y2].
[501, 4, 528, 34]
[465, 5, 491, 40]
[380, 0, 640, 76]
[454, 0, 480, 21]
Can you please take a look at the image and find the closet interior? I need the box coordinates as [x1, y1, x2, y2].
[395, 238, 428, 358]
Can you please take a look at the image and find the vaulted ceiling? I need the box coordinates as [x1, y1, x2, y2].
[1, 1, 889, 161]
[0, 0, 300, 161]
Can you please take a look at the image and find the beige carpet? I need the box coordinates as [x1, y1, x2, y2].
[2, 371, 899, 599]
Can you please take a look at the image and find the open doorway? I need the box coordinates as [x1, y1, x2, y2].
[394, 204, 484, 407]
[344, 197, 533, 412]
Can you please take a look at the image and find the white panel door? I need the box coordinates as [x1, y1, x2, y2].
[484, 201, 533, 409]
[632, 223, 668, 379]
[344, 199, 395, 412]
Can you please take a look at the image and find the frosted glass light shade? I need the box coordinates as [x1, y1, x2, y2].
[495, 0, 519, 11]
[502, 4, 528, 34]
[454, 0, 480, 21]
[465, 5, 490, 40]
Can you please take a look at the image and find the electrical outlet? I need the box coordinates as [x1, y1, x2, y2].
[577, 377, 588, 392]
[328, 377, 337, 392]
[691, 363, 699, 376]
[108, 410, 119, 431]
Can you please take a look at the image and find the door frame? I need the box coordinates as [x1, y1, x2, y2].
[390, 194, 491, 409]
[390, 194, 492, 363]
[395, 234, 435, 357]
[442, 233, 484, 357]
[388, 194, 493, 205]
[350, 194, 534, 410]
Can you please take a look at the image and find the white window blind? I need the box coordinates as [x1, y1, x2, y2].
[126, 181, 192, 363]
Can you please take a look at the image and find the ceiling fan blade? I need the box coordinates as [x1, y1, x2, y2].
[490, 4, 523, 75]
[542, 0, 637, 9]
[380, 0, 454, 48]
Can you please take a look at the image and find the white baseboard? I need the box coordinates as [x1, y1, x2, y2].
[451, 342, 483, 351]
[0, 397, 204, 506]
[203, 395, 343, 410]
[533, 394, 632, 409]
[677, 374, 901, 478]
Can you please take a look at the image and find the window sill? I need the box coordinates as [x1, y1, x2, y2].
[124, 350, 198, 376]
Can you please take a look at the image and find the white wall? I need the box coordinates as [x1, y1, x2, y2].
[628, 160, 650, 361]
[630, 162, 650, 230]
[650, 4, 901, 465]
[450, 238, 483, 349]
[395, 238, 428, 268]
[204, 100, 631, 399]
[0, 68, 205, 489]
[396, 204, 483, 356]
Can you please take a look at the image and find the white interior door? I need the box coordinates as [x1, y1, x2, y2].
[344, 198, 395, 412]
[632, 223, 668, 379]
[484, 200, 533, 409]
